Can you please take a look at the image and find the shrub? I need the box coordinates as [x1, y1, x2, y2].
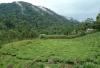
[39, 34, 47, 39]
[80, 62, 95, 68]
[30, 63, 44, 68]
[73, 65, 80, 68]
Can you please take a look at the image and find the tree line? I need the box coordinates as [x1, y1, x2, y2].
[0, 1, 100, 47]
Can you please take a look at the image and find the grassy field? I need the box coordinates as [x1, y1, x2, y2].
[0, 32, 100, 68]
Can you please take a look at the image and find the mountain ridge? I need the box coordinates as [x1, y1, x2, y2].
[0, 1, 79, 34]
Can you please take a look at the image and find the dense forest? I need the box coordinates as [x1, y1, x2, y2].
[0, 1, 78, 44]
[0, 1, 100, 45]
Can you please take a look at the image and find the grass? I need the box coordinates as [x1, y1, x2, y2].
[0, 32, 100, 68]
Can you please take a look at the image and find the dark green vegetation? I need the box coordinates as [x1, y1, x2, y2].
[0, 1, 100, 68]
[0, 1, 80, 44]
[0, 1, 100, 45]
[0, 32, 100, 68]
[0, 1, 79, 32]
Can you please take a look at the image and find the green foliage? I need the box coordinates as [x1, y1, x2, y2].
[0, 1, 100, 68]
[84, 18, 94, 28]
[0, 32, 100, 68]
[30, 63, 44, 68]
[72, 62, 95, 68]
[73, 65, 80, 68]
[0, 23, 7, 30]
[0, 1, 81, 45]
[94, 13, 100, 30]
[0, 43, 2, 49]
[94, 18, 100, 31]
[96, 13, 100, 20]
[63, 26, 73, 35]
[79, 31, 86, 36]
[80, 62, 95, 68]
[3, 18, 15, 29]
[39, 34, 47, 39]
[29, 29, 39, 38]
[0, 1, 79, 36]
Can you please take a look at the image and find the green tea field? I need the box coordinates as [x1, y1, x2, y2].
[0, 32, 100, 68]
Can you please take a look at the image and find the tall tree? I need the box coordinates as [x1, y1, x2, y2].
[94, 13, 100, 30]
[0, 23, 7, 30]
[94, 18, 100, 30]
[21, 20, 30, 39]
[3, 18, 15, 29]
[96, 13, 100, 20]
[84, 18, 94, 29]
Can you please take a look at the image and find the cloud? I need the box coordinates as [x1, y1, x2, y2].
[0, 0, 100, 21]
[15, 1, 25, 14]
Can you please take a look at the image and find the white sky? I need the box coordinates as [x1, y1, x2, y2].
[0, 0, 100, 21]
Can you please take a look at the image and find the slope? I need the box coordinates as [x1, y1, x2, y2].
[0, 32, 100, 68]
[0, 1, 79, 33]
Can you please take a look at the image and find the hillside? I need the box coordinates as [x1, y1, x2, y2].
[0, 1, 81, 45]
[0, 32, 100, 68]
[0, 1, 79, 33]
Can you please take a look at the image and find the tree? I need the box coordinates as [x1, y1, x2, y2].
[63, 26, 73, 35]
[29, 28, 39, 38]
[84, 18, 94, 29]
[94, 13, 100, 30]
[7, 29, 20, 40]
[3, 18, 15, 29]
[96, 13, 100, 20]
[21, 20, 30, 39]
[0, 23, 7, 30]
[75, 22, 86, 31]
[85, 18, 94, 23]
[94, 18, 100, 30]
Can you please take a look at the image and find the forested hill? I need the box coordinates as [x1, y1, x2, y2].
[0, 1, 79, 32]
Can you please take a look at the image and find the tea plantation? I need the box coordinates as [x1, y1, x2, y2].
[0, 32, 100, 68]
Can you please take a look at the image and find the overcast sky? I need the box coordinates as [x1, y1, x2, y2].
[0, 0, 100, 21]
